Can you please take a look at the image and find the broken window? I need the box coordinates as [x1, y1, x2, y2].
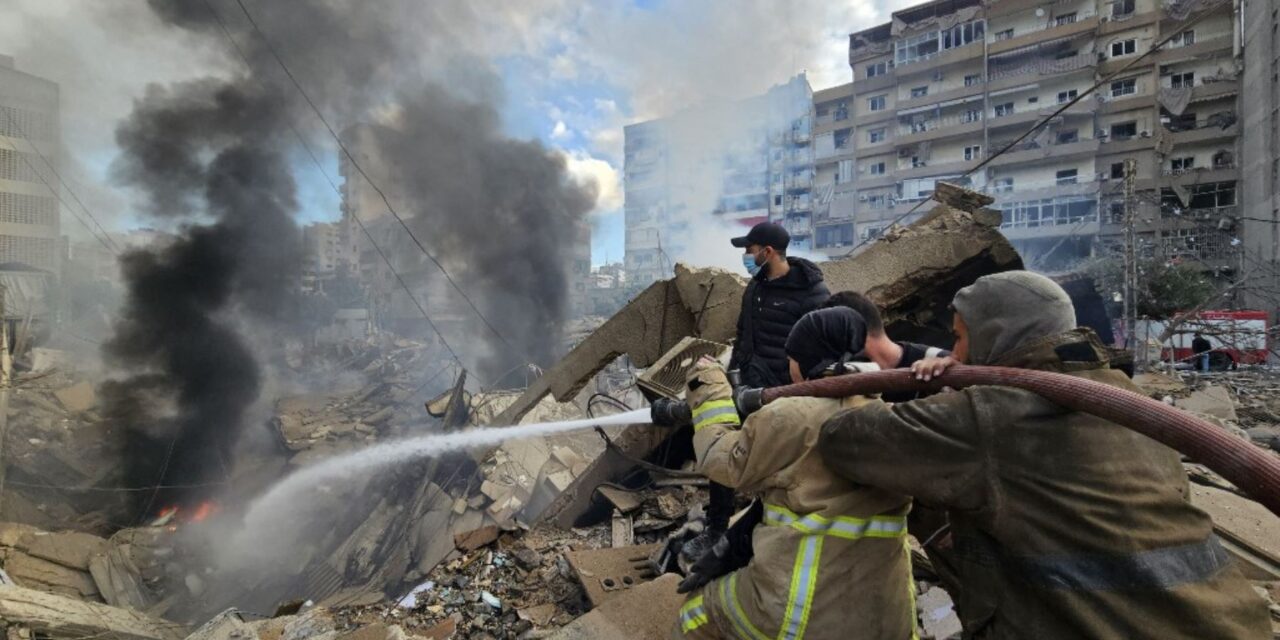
[1111, 78, 1137, 98]
[911, 86, 929, 98]
[1111, 162, 1126, 179]
[896, 31, 939, 65]
[994, 102, 1015, 117]
[1163, 109, 1197, 131]
[1170, 72, 1195, 89]
[866, 61, 889, 78]
[965, 74, 982, 86]
[1057, 129, 1079, 144]
[1110, 121, 1138, 140]
[994, 177, 1014, 193]
[962, 109, 982, 123]
[964, 145, 981, 161]
[1111, 39, 1137, 57]
[868, 128, 886, 144]
[1113, 0, 1135, 17]
[1171, 156, 1195, 172]
[1056, 169, 1079, 185]
[868, 194, 887, 209]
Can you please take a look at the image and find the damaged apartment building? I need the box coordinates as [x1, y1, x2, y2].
[810, 0, 1247, 274]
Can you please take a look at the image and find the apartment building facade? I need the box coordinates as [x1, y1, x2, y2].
[0, 55, 60, 275]
[812, 0, 1242, 275]
[623, 75, 814, 285]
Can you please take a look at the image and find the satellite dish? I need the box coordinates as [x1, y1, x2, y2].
[1035, 7, 1046, 16]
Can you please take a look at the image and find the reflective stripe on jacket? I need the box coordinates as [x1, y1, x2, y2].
[681, 395, 917, 640]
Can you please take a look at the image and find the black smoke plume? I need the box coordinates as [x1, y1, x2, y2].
[102, 0, 598, 511]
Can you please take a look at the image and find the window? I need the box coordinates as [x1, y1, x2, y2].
[816, 223, 854, 248]
[1055, 49, 1079, 60]
[834, 129, 851, 148]
[868, 194, 887, 209]
[896, 30, 939, 65]
[965, 74, 982, 86]
[837, 159, 854, 183]
[1170, 72, 1194, 89]
[964, 145, 981, 161]
[1111, 39, 1137, 57]
[911, 156, 926, 168]
[1108, 201, 1126, 223]
[1028, 96, 1039, 104]
[994, 177, 1014, 193]
[1172, 30, 1195, 46]
[774, 195, 783, 206]
[1055, 12, 1078, 25]
[866, 61, 889, 78]
[1110, 162, 1126, 179]
[868, 162, 886, 175]
[1110, 121, 1138, 140]
[995, 29, 1014, 41]
[1111, 78, 1136, 97]
[1113, 0, 1135, 16]
[868, 128, 886, 144]
[941, 19, 985, 50]
[994, 102, 1015, 117]
[1057, 129, 1079, 144]
[834, 102, 850, 121]
[859, 225, 884, 241]
[1058, 89, 1079, 104]
[868, 95, 887, 111]
[1056, 169, 1079, 185]
[1162, 181, 1236, 210]
[1171, 157, 1195, 171]
[962, 109, 982, 123]
[911, 86, 929, 98]
[999, 196, 1098, 228]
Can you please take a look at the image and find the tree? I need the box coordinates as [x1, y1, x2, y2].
[1086, 256, 1216, 320]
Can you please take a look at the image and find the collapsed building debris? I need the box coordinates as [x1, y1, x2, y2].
[4, 184, 1278, 638]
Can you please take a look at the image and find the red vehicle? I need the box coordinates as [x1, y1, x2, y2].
[1160, 310, 1271, 367]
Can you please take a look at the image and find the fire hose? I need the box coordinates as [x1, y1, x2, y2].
[760, 365, 1280, 518]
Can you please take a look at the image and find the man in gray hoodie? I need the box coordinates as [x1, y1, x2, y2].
[818, 271, 1269, 639]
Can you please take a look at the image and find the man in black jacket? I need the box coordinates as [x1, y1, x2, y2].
[728, 222, 830, 388]
[682, 222, 827, 559]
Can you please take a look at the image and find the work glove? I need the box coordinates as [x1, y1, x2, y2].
[676, 500, 762, 594]
[677, 534, 731, 594]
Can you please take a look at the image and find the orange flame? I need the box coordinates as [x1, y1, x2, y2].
[190, 501, 218, 523]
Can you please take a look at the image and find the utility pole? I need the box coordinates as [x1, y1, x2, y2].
[1122, 158, 1141, 370]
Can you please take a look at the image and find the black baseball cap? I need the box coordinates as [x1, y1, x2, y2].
[731, 222, 790, 251]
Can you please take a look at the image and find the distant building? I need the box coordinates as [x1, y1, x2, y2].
[0, 55, 60, 276]
[828, 0, 1243, 274]
[300, 221, 345, 293]
[623, 75, 814, 285]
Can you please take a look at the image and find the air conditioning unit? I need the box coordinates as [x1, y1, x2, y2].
[1140, 130, 1151, 138]
[859, 194, 869, 201]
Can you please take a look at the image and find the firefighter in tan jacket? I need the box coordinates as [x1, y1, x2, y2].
[675, 307, 916, 640]
[819, 271, 1271, 639]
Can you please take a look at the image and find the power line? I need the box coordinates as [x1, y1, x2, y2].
[197, 0, 469, 371]
[843, 0, 1231, 258]
[0, 111, 120, 255]
[229, 0, 527, 361]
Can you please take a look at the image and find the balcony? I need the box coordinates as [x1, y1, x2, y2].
[989, 51, 1094, 83]
[1159, 164, 1239, 187]
[896, 84, 984, 113]
[1189, 79, 1240, 104]
[988, 13, 1099, 57]
[1154, 33, 1234, 65]
[896, 112, 984, 144]
[895, 159, 970, 181]
[1168, 121, 1239, 146]
[986, 138, 1101, 168]
[786, 174, 814, 191]
[1000, 216, 1100, 241]
[895, 41, 984, 78]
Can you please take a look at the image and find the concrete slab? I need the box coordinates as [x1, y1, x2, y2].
[563, 543, 663, 608]
[547, 573, 685, 640]
[1190, 484, 1280, 578]
[52, 382, 96, 413]
[1176, 385, 1238, 421]
[0, 584, 182, 640]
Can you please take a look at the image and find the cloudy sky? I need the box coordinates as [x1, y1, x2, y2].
[2, 0, 914, 265]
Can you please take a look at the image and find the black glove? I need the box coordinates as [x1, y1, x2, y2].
[676, 500, 763, 594]
[650, 397, 692, 427]
[677, 534, 731, 594]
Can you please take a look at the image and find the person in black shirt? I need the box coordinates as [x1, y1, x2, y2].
[1192, 332, 1212, 372]
[823, 291, 949, 401]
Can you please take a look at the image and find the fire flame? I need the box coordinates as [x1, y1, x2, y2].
[151, 501, 218, 528]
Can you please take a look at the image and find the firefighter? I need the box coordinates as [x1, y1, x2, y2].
[674, 307, 915, 640]
[818, 271, 1270, 639]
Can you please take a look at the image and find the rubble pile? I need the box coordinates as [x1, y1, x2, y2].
[0, 369, 131, 534]
[1135, 369, 1280, 453]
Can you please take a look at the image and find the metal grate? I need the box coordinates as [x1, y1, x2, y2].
[635, 337, 730, 400]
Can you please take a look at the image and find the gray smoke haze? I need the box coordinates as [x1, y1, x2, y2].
[99, 0, 600, 510]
